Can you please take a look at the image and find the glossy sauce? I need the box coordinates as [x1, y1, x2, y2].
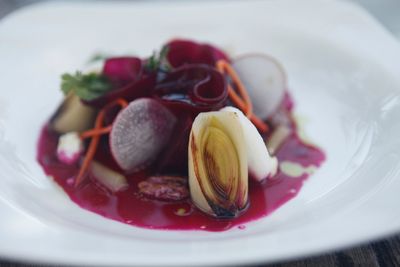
[37, 123, 324, 232]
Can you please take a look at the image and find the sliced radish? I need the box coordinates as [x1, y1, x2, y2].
[110, 98, 177, 172]
[232, 54, 287, 119]
[90, 161, 128, 192]
[221, 106, 278, 182]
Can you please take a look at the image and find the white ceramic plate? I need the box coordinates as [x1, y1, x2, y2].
[1, 0, 400, 266]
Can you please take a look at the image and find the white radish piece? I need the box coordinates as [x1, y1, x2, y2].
[221, 107, 278, 182]
[232, 54, 287, 119]
[110, 98, 177, 172]
[90, 161, 128, 192]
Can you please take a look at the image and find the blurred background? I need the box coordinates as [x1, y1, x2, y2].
[0, 0, 400, 39]
[351, 0, 400, 37]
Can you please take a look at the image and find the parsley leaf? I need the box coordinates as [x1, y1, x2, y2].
[61, 72, 112, 101]
[145, 45, 171, 72]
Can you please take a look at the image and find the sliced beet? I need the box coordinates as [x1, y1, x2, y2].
[102, 57, 142, 86]
[84, 73, 157, 108]
[156, 114, 193, 174]
[152, 64, 228, 174]
[83, 39, 231, 109]
[154, 64, 228, 115]
[110, 98, 177, 172]
[166, 39, 230, 68]
[83, 57, 157, 108]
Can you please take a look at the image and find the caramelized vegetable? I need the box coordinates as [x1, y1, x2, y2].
[189, 110, 248, 218]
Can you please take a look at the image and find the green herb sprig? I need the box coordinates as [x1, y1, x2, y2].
[145, 45, 171, 72]
[61, 72, 112, 101]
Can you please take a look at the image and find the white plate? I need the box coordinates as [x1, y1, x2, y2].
[1, 0, 400, 266]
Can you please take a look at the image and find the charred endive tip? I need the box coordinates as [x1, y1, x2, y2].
[188, 111, 248, 218]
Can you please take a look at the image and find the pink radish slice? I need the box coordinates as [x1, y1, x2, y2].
[232, 54, 287, 119]
[110, 98, 177, 172]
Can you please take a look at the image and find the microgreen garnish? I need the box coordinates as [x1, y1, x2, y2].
[145, 45, 171, 72]
[61, 72, 112, 101]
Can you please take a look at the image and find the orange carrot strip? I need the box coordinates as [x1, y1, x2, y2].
[216, 60, 269, 133]
[74, 98, 128, 187]
[217, 60, 253, 117]
[226, 84, 246, 110]
[79, 98, 128, 140]
[249, 113, 269, 133]
[74, 110, 105, 186]
[228, 89, 268, 132]
[80, 126, 113, 139]
[113, 98, 129, 109]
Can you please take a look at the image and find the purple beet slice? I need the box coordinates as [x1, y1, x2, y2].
[84, 74, 156, 108]
[166, 39, 230, 68]
[110, 98, 177, 172]
[156, 114, 193, 174]
[102, 57, 143, 87]
[154, 64, 228, 115]
[83, 57, 157, 108]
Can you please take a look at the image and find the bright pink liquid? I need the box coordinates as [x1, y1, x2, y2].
[37, 125, 325, 231]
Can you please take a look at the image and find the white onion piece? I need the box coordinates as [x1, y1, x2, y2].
[90, 161, 128, 192]
[221, 107, 278, 181]
[110, 98, 177, 172]
[232, 54, 287, 119]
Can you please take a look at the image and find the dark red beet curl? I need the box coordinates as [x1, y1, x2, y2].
[153, 64, 228, 174]
[154, 64, 228, 115]
[103, 57, 143, 86]
[166, 39, 229, 68]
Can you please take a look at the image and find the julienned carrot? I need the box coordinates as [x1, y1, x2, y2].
[80, 99, 129, 139]
[74, 110, 105, 186]
[216, 60, 253, 117]
[231, 95, 268, 133]
[74, 98, 128, 187]
[216, 60, 269, 133]
[80, 126, 113, 139]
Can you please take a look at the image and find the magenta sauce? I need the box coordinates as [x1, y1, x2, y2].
[37, 119, 325, 232]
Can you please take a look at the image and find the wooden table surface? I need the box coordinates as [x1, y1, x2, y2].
[1, 0, 400, 266]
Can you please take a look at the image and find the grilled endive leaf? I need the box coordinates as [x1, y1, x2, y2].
[221, 106, 278, 181]
[189, 111, 248, 218]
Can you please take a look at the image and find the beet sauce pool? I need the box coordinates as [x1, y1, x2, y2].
[37, 122, 324, 232]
